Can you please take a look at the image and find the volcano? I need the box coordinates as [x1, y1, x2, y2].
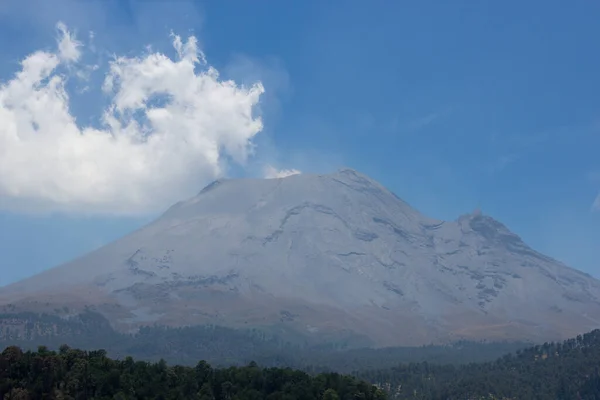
[1, 169, 599, 346]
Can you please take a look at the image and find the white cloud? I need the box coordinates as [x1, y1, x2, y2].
[56, 22, 82, 63]
[587, 172, 600, 211]
[263, 165, 301, 179]
[0, 22, 265, 215]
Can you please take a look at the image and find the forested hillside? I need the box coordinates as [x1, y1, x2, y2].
[0, 311, 527, 372]
[3, 329, 600, 399]
[0, 345, 386, 400]
[357, 329, 600, 399]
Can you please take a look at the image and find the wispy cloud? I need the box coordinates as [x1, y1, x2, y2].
[263, 165, 301, 179]
[408, 111, 444, 131]
[484, 131, 548, 175]
[223, 53, 291, 121]
[589, 171, 600, 211]
[405, 106, 454, 132]
[383, 106, 453, 137]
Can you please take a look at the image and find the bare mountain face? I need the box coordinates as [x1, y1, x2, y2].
[1, 169, 599, 346]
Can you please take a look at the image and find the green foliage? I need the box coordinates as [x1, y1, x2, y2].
[0, 312, 527, 373]
[356, 329, 600, 399]
[4, 311, 600, 399]
[0, 345, 386, 400]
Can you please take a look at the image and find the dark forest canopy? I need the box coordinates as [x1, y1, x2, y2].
[0, 311, 527, 373]
[6, 312, 600, 398]
[3, 329, 600, 399]
[0, 345, 386, 400]
[356, 329, 600, 399]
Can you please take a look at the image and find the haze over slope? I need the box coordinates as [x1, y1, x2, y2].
[1, 169, 599, 346]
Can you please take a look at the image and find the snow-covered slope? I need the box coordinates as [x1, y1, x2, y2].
[1, 169, 599, 346]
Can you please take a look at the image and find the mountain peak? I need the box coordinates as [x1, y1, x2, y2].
[195, 168, 377, 198]
[2, 168, 600, 347]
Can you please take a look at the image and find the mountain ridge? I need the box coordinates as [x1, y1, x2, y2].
[1, 168, 599, 347]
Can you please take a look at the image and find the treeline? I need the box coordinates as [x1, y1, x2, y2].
[0, 311, 527, 373]
[0, 344, 387, 400]
[356, 329, 600, 399]
[4, 314, 600, 399]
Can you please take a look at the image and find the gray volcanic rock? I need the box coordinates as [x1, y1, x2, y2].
[1, 168, 599, 346]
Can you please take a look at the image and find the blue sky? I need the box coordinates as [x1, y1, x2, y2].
[0, 0, 599, 285]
